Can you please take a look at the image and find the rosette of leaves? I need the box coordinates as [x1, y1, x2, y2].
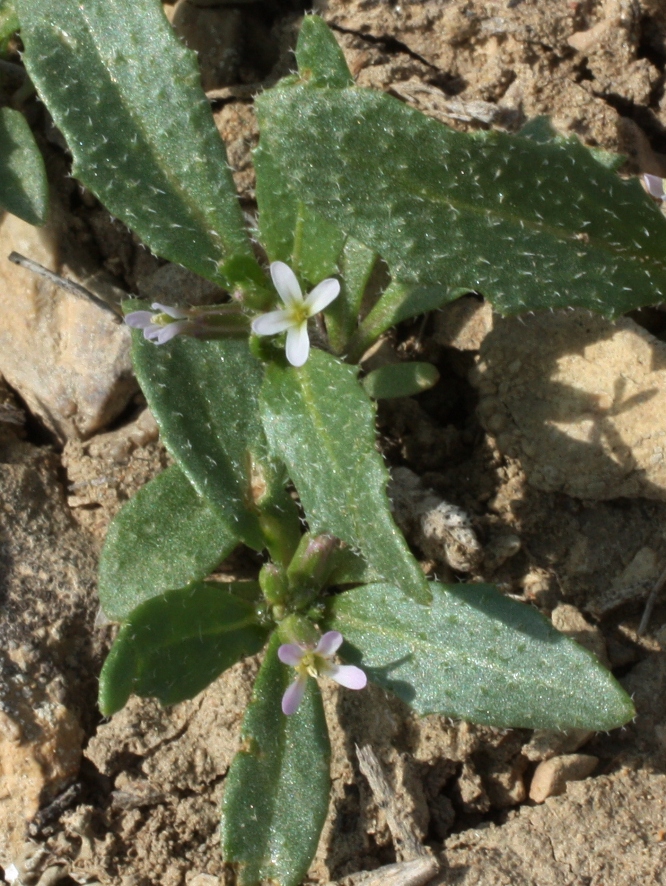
[14, 4, 652, 883]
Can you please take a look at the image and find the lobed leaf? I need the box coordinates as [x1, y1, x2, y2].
[221, 633, 331, 886]
[0, 107, 48, 225]
[99, 581, 267, 715]
[132, 332, 271, 551]
[327, 582, 635, 730]
[16, 0, 262, 288]
[99, 465, 239, 621]
[260, 350, 431, 604]
[256, 82, 666, 317]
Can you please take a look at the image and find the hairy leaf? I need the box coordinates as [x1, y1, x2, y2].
[261, 350, 431, 604]
[221, 633, 330, 886]
[132, 332, 270, 550]
[0, 1, 18, 55]
[99, 581, 267, 715]
[16, 0, 262, 288]
[99, 465, 239, 621]
[0, 107, 48, 225]
[363, 361, 439, 399]
[295, 15, 353, 89]
[327, 582, 635, 730]
[257, 83, 666, 317]
[326, 236, 377, 353]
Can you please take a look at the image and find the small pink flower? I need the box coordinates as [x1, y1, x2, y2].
[251, 262, 340, 367]
[125, 302, 190, 344]
[277, 631, 367, 715]
[125, 302, 248, 344]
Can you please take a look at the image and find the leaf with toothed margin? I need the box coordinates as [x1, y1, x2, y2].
[260, 350, 431, 605]
[254, 15, 364, 353]
[295, 14, 354, 89]
[326, 582, 635, 730]
[220, 632, 331, 886]
[99, 465, 240, 622]
[15, 0, 263, 290]
[131, 331, 271, 552]
[0, 107, 48, 225]
[256, 75, 666, 317]
[98, 581, 268, 715]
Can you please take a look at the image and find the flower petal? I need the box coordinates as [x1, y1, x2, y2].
[156, 320, 189, 344]
[326, 664, 367, 690]
[643, 173, 664, 200]
[143, 323, 163, 341]
[282, 675, 308, 715]
[271, 261, 303, 307]
[304, 278, 340, 315]
[315, 631, 343, 657]
[285, 323, 310, 367]
[150, 302, 188, 319]
[278, 643, 305, 667]
[124, 310, 154, 329]
[252, 309, 293, 336]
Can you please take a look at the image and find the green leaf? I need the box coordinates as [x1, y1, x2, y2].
[325, 236, 377, 353]
[99, 581, 268, 715]
[347, 280, 469, 361]
[256, 82, 666, 317]
[327, 582, 635, 730]
[0, 1, 19, 55]
[16, 0, 263, 289]
[295, 15, 353, 89]
[99, 465, 239, 621]
[221, 633, 331, 886]
[261, 350, 431, 604]
[363, 361, 439, 399]
[0, 107, 48, 225]
[132, 333, 270, 551]
[254, 149, 345, 289]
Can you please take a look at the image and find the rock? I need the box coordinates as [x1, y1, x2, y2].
[550, 604, 610, 668]
[568, 17, 617, 53]
[0, 429, 98, 865]
[529, 753, 599, 803]
[171, 0, 242, 90]
[63, 407, 165, 539]
[0, 213, 136, 441]
[389, 466, 483, 572]
[523, 729, 594, 763]
[0, 659, 84, 817]
[593, 545, 661, 616]
[445, 770, 666, 884]
[213, 100, 258, 201]
[433, 296, 493, 351]
[470, 311, 666, 501]
[136, 262, 227, 309]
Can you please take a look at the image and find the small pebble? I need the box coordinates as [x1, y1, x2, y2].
[529, 753, 598, 803]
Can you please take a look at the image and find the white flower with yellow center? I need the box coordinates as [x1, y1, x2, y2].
[251, 261, 340, 367]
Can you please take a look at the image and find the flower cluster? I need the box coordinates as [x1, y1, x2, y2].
[124, 262, 339, 368]
[278, 631, 366, 715]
